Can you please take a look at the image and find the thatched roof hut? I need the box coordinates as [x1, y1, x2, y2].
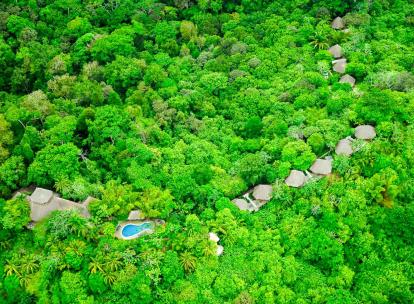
[339, 74, 356, 87]
[328, 44, 342, 58]
[335, 138, 353, 156]
[310, 159, 332, 175]
[332, 58, 347, 73]
[252, 184, 273, 201]
[285, 170, 306, 187]
[332, 17, 345, 29]
[355, 125, 376, 140]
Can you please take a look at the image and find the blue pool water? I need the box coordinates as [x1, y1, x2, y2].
[121, 222, 153, 238]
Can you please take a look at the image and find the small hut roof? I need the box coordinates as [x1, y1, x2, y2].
[335, 138, 353, 156]
[216, 245, 224, 256]
[310, 159, 332, 175]
[332, 58, 347, 73]
[328, 44, 342, 58]
[339, 74, 356, 86]
[30, 188, 53, 205]
[232, 198, 250, 211]
[285, 170, 306, 188]
[30, 197, 59, 221]
[55, 197, 90, 217]
[209, 232, 220, 243]
[252, 184, 273, 201]
[355, 125, 376, 140]
[332, 17, 345, 29]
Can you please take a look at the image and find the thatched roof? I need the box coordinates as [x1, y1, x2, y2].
[332, 17, 345, 29]
[232, 198, 251, 211]
[252, 184, 273, 201]
[29, 187, 91, 222]
[216, 245, 224, 256]
[30, 188, 53, 205]
[328, 44, 342, 58]
[355, 125, 376, 140]
[310, 159, 332, 175]
[339, 74, 356, 86]
[285, 170, 306, 188]
[335, 138, 353, 156]
[209, 232, 220, 243]
[332, 58, 347, 73]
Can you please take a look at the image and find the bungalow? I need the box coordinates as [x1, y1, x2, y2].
[28, 187, 92, 222]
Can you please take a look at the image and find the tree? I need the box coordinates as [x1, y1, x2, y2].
[0, 156, 26, 197]
[91, 29, 136, 63]
[281, 141, 316, 171]
[86, 105, 130, 145]
[243, 116, 263, 138]
[200, 72, 228, 95]
[0, 114, 13, 163]
[180, 251, 197, 273]
[137, 187, 176, 219]
[0, 38, 15, 89]
[180, 21, 197, 40]
[20, 90, 54, 122]
[28, 143, 81, 186]
[65, 17, 92, 39]
[104, 55, 146, 93]
[0, 196, 30, 230]
[60, 271, 89, 304]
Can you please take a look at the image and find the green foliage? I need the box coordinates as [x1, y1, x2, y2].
[0, 156, 26, 196]
[0, 114, 13, 162]
[91, 30, 136, 63]
[104, 56, 146, 93]
[0, 1, 413, 303]
[281, 140, 316, 170]
[28, 143, 81, 186]
[0, 196, 30, 230]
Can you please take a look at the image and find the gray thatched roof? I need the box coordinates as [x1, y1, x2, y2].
[332, 58, 347, 73]
[339, 74, 356, 86]
[355, 125, 376, 140]
[310, 159, 332, 175]
[30, 188, 53, 205]
[335, 138, 353, 156]
[29, 187, 92, 222]
[328, 44, 342, 58]
[332, 17, 345, 29]
[232, 198, 251, 211]
[252, 184, 273, 201]
[285, 170, 306, 188]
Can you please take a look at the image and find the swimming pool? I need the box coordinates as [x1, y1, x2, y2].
[121, 222, 153, 238]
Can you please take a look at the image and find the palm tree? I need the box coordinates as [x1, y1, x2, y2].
[4, 260, 20, 276]
[202, 242, 217, 257]
[54, 178, 70, 193]
[104, 253, 123, 272]
[103, 272, 117, 285]
[179, 251, 196, 273]
[310, 30, 330, 50]
[89, 257, 104, 273]
[20, 257, 39, 274]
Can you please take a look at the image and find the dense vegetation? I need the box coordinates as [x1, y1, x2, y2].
[1, 0, 414, 303]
